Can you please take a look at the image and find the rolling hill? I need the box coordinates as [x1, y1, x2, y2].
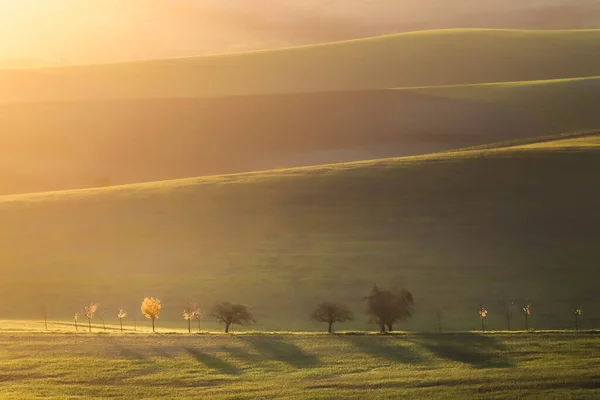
[1, 0, 598, 67]
[2, 75, 599, 195]
[3, 29, 600, 103]
[0, 133, 598, 331]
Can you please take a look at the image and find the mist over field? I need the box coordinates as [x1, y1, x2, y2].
[1, 0, 598, 66]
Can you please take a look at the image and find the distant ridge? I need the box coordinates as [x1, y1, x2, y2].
[2, 29, 600, 103]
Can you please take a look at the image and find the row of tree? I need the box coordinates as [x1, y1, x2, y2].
[66, 284, 413, 333]
[311, 284, 415, 333]
[62, 285, 588, 333]
[476, 301, 585, 332]
[72, 298, 256, 333]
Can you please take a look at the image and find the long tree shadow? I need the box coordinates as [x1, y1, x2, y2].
[184, 347, 242, 375]
[342, 335, 425, 365]
[217, 345, 263, 363]
[241, 336, 320, 368]
[111, 343, 148, 362]
[412, 333, 514, 368]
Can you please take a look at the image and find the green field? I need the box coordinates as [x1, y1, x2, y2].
[2, 18, 599, 400]
[1, 332, 600, 399]
[2, 76, 600, 195]
[1, 133, 598, 331]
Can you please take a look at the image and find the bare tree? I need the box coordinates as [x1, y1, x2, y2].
[99, 309, 107, 331]
[311, 302, 353, 333]
[211, 302, 255, 333]
[364, 284, 414, 333]
[43, 306, 48, 331]
[574, 307, 583, 331]
[435, 310, 443, 333]
[197, 310, 203, 333]
[183, 305, 201, 333]
[501, 298, 516, 331]
[74, 313, 79, 331]
[118, 309, 127, 332]
[522, 304, 531, 331]
[84, 303, 98, 332]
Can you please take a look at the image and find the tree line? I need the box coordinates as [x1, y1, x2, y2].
[58, 284, 413, 333]
[55, 284, 588, 333]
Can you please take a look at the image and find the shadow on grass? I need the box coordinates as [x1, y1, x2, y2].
[217, 345, 263, 363]
[112, 343, 148, 361]
[342, 335, 425, 365]
[184, 347, 242, 375]
[412, 333, 514, 368]
[241, 336, 320, 368]
[152, 346, 175, 359]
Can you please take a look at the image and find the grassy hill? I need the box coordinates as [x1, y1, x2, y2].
[3, 29, 600, 103]
[2, 76, 599, 195]
[2, 333, 600, 399]
[2, 29, 600, 195]
[2, 1, 597, 68]
[0, 133, 598, 331]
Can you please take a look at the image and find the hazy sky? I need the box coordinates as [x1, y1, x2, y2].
[0, 0, 588, 66]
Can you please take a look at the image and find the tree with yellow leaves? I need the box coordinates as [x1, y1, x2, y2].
[84, 303, 98, 332]
[141, 297, 162, 332]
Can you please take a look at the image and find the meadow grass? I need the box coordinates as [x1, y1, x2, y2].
[0, 134, 598, 331]
[1, 331, 600, 399]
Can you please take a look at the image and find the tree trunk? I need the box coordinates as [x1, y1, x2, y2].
[379, 323, 385, 333]
[198, 318, 201, 333]
[188, 318, 191, 333]
[152, 318, 155, 333]
[120, 318, 123, 332]
[88, 318, 92, 332]
[386, 324, 393, 332]
[328, 322, 333, 333]
[225, 323, 231, 333]
[525, 315, 528, 331]
[575, 315, 579, 331]
[481, 319, 485, 332]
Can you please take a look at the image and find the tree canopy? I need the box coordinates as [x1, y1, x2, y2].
[311, 302, 354, 333]
[364, 284, 413, 333]
[211, 302, 255, 333]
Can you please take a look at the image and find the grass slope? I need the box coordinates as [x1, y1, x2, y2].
[2, 29, 600, 103]
[2, 76, 600, 195]
[1, 333, 600, 399]
[0, 134, 598, 331]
